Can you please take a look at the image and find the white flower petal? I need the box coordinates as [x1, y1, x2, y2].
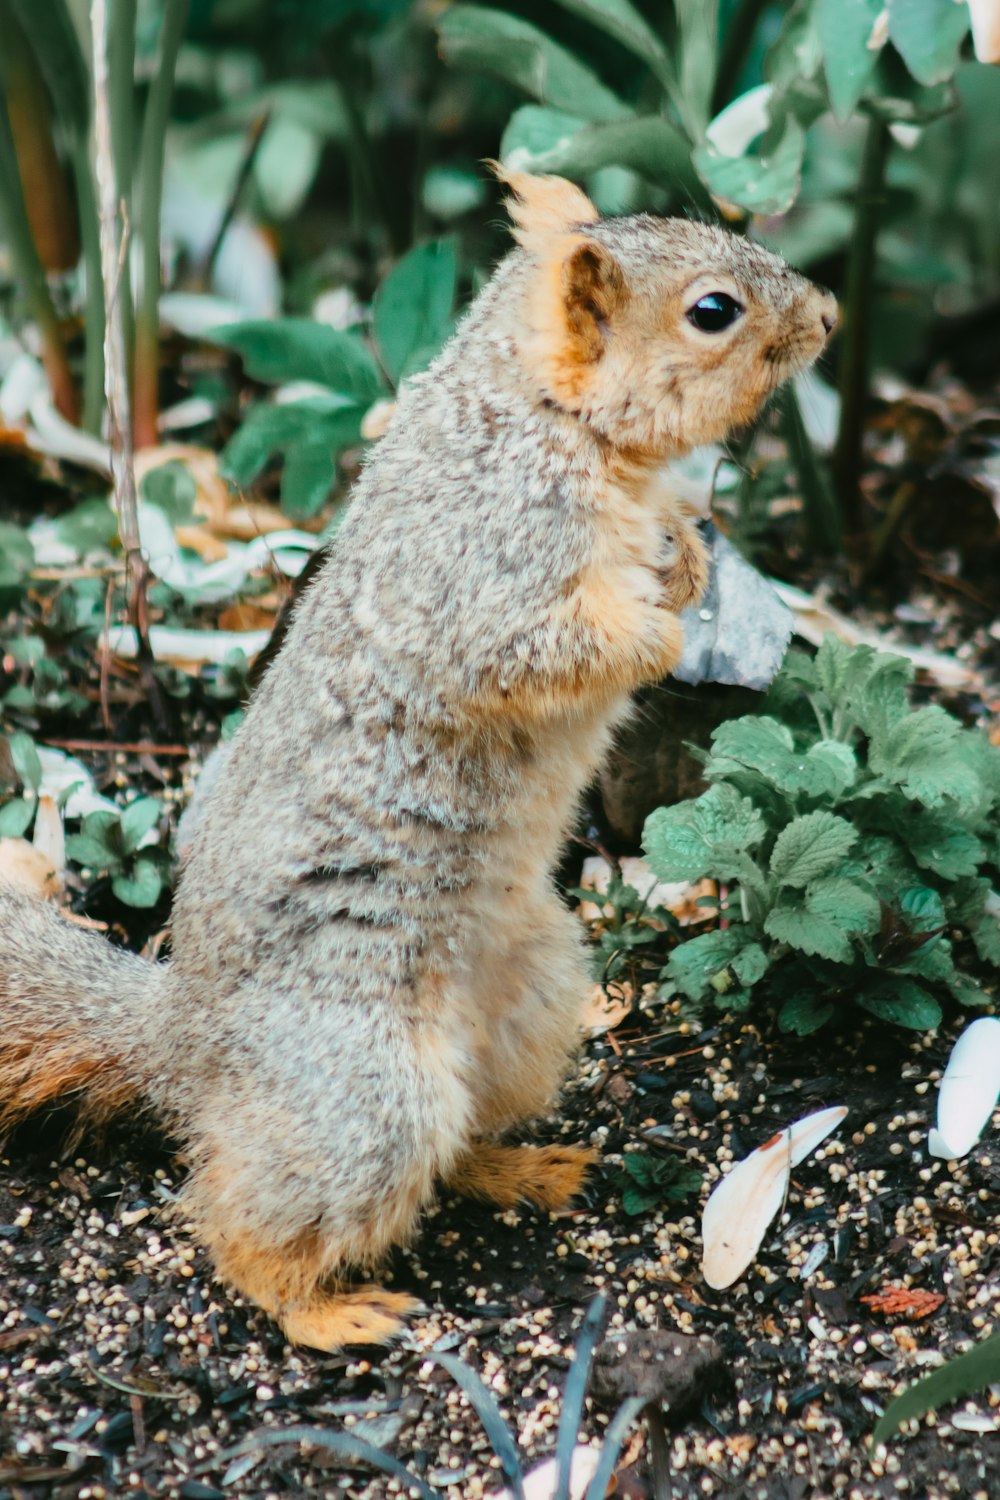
[702, 1105, 847, 1290]
[928, 1016, 1000, 1161]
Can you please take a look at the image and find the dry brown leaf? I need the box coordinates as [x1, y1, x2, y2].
[860, 1287, 946, 1322]
[581, 984, 633, 1036]
[217, 603, 279, 632]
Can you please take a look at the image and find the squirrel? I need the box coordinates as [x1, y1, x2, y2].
[0, 172, 837, 1351]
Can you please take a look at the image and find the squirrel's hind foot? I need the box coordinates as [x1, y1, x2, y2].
[280, 1286, 422, 1351]
[447, 1142, 597, 1213]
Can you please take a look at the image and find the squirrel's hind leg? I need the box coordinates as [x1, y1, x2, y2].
[446, 1142, 596, 1212]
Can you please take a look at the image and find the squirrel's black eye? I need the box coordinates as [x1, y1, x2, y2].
[687, 292, 743, 333]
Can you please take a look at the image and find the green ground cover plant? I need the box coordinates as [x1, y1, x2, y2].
[643, 634, 1000, 1034]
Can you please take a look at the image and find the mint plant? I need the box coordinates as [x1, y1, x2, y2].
[643, 636, 1000, 1035]
[65, 797, 171, 909]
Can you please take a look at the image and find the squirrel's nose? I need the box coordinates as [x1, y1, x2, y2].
[820, 297, 839, 336]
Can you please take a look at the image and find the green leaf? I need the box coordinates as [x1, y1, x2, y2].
[373, 240, 457, 384]
[547, 0, 672, 80]
[422, 164, 487, 221]
[778, 993, 835, 1035]
[7, 732, 42, 793]
[872, 1331, 1000, 1447]
[220, 402, 323, 488]
[140, 462, 198, 525]
[969, 907, 1000, 966]
[869, 705, 982, 808]
[765, 902, 854, 963]
[501, 110, 703, 199]
[903, 811, 984, 881]
[676, 0, 719, 133]
[898, 886, 946, 934]
[769, 811, 857, 888]
[708, 717, 857, 799]
[280, 436, 339, 520]
[807, 876, 881, 936]
[0, 797, 35, 837]
[731, 943, 770, 988]
[112, 856, 166, 909]
[0, 522, 34, 589]
[119, 798, 163, 855]
[887, 0, 969, 86]
[213, 320, 382, 402]
[54, 499, 119, 557]
[436, 6, 630, 124]
[692, 115, 804, 215]
[643, 784, 766, 883]
[858, 979, 942, 1030]
[667, 927, 752, 1000]
[816, 0, 883, 121]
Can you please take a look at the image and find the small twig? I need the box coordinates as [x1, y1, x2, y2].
[90, 0, 171, 733]
[202, 110, 270, 281]
[41, 739, 191, 755]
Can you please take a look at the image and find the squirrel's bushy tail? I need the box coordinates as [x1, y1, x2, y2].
[0, 885, 164, 1132]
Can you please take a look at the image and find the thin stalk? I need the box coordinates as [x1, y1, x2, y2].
[711, 0, 770, 115]
[70, 135, 105, 433]
[108, 0, 136, 391]
[134, 0, 189, 449]
[780, 382, 842, 555]
[91, 0, 169, 731]
[833, 112, 890, 535]
[0, 93, 79, 421]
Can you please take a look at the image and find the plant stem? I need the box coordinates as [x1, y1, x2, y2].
[90, 0, 169, 731]
[833, 111, 890, 536]
[108, 0, 136, 396]
[711, 0, 770, 115]
[134, 0, 189, 450]
[71, 135, 106, 433]
[780, 381, 842, 554]
[0, 92, 79, 421]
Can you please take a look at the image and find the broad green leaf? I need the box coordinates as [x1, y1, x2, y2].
[7, 732, 42, 793]
[708, 718, 856, 798]
[140, 461, 198, 525]
[548, 0, 671, 79]
[969, 907, 1000, 966]
[0, 797, 34, 837]
[869, 706, 981, 808]
[766, 1, 823, 87]
[422, 164, 487, 221]
[887, 0, 969, 85]
[807, 876, 881, 936]
[731, 942, 769, 988]
[281, 436, 341, 520]
[213, 320, 382, 401]
[676, 0, 719, 134]
[53, 499, 118, 560]
[119, 798, 163, 855]
[667, 927, 752, 1000]
[436, 6, 630, 124]
[0, 522, 34, 589]
[112, 857, 165, 910]
[858, 979, 942, 1030]
[769, 811, 857, 888]
[373, 240, 457, 384]
[692, 115, 804, 215]
[905, 812, 984, 881]
[501, 110, 702, 199]
[816, 0, 883, 121]
[778, 993, 835, 1035]
[643, 783, 766, 883]
[764, 902, 854, 962]
[898, 886, 946, 933]
[220, 399, 362, 497]
[872, 1331, 1000, 1447]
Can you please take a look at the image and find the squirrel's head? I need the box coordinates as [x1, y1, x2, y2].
[498, 169, 838, 457]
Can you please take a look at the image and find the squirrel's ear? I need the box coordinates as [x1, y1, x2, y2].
[526, 233, 629, 407]
[492, 164, 598, 243]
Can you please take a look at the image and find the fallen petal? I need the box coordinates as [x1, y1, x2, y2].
[32, 795, 65, 879]
[702, 1106, 847, 1289]
[928, 1016, 1000, 1161]
[489, 1446, 608, 1500]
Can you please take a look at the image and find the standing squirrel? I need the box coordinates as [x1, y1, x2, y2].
[0, 173, 836, 1351]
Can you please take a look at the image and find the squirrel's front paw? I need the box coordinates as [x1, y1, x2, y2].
[656, 519, 709, 614]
